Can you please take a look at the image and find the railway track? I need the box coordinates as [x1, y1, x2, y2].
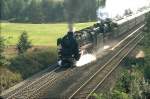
[68, 32, 144, 99]
[27, 67, 78, 99]
[5, 65, 59, 99]
[2, 64, 58, 97]
[3, 24, 145, 99]
[5, 64, 76, 99]
[38, 24, 145, 99]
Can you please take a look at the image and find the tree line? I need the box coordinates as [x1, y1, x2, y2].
[1, 0, 99, 23]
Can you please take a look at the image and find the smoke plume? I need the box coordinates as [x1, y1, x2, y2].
[64, 0, 81, 31]
[64, 0, 95, 31]
[97, 0, 150, 20]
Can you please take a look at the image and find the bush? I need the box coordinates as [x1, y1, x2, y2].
[17, 31, 32, 54]
[144, 65, 150, 81]
[93, 91, 131, 99]
[0, 67, 22, 92]
[0, 36, 6, 66]
[143, 50, 150, 81]
[92, 93, 104, 99]
[9, 48, 57, 79]
[111, 90, 131, 99]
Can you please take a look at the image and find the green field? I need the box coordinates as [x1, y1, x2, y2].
[1, 22, 95, 46]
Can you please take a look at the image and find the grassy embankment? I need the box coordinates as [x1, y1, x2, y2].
[0, 22, 95, 92]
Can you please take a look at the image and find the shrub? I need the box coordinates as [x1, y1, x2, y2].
[17, 31, 32, 54]
[144, 65, 150, 81]
[0, 36, 6, 66]
[0, 67, 22, 92]
[92, 93, 104, 99]
[9, 48, 57, 79]
[111, 90, 131, 99]
[143, 54, 150, 81]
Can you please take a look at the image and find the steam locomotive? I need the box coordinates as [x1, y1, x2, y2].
[57, 8, 150, 67]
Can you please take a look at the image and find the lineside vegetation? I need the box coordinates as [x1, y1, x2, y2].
[0, 22, 94, 92]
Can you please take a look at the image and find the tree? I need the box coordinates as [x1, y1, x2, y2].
[142, 12, 150, 47]
[17, 31, 32, 54]
[53, 1, 65, 22]
[64, 0, 97, 22]
[98, 0, 106, 7]
[145, 12, 150, 32]
[14, 0, 27, 22]
[144, 63, 150, 81]
[41, 0, 54, 22]
[0, 36, 6, 66]
[27, 0, 45, 23]
[0, 0, 10, 20]
[1, 0, 99, 23]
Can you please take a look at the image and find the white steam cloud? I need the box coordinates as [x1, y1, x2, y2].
[76, 54, 96, 67]
[97, 0, 150, 20]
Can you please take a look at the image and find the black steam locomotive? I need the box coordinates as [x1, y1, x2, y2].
[57, 8, 150, 67]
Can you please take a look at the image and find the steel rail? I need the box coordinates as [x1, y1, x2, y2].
[70, 35, 143, 99]
[28, 67, 74, 99]
[69, 28, 144, 99]
[7, 64, 60, 99]
[86, 36, 144, 99]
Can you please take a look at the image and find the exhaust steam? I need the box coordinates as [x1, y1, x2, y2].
[97, 0, 150, 21]
[76, 53, 96, 67]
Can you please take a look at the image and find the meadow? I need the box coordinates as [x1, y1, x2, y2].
[1, 22, 95, 46]
[0, 22, 95, 91]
